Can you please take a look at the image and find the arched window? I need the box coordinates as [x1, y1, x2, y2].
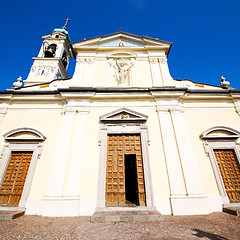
[201, 126, 240, 204]
[0, 128, 46, 208]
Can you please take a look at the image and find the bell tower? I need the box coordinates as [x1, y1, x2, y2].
[24, 20, 72, 86]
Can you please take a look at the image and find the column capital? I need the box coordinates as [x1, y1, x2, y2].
[76, 57, 85, 64]
[149, 58, 158, 64]
[159, 57, 167, 64]
[85, 57, 95, 64]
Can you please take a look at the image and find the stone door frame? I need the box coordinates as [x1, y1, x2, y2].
[97, 123, 154, 208]
[0, 128, 45, 208]
[202, 126, 240, 204]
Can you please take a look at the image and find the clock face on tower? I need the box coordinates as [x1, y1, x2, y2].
[37, 66, 50, 76]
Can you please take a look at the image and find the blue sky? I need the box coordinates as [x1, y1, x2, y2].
[1, 0, 239, 90]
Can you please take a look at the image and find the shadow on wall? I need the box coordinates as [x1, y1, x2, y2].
[192, 229, 229, 240]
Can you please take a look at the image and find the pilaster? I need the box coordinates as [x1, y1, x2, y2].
[149, 58, 163, 86]
[159, 57, 175, 86]
[71, 57, 95, 87]
[156, 104, 186, 197]
[169, 106, 205, 196]
[155, 95, 209, 215]
[83, 57, 95, 86]
[70, 57, 85, 86]
[44, 105, 75, 198]
[65, 104, 90, 197]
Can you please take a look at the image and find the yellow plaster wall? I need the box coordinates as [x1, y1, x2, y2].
[92, 61, 110, 87]
[135, 60, 152, 87]
[184, 108, 240, 196]
[0, 108, 62, 199]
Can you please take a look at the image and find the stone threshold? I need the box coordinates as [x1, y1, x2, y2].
[0, 207, 25, 220]
[223, 203, 240, 216]
[91, 207, 164, 223]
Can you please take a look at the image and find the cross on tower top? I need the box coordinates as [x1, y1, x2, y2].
[117, 26, 126, 32]
[63, 18, 71, 28]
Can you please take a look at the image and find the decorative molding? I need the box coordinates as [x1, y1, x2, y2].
[76, 57, 95, 64]
[4, 127, 46, 142]
[201, 126, 240, 139]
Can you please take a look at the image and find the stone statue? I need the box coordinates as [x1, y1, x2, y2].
[13, 76, 23, 88]
[116, 58, 131, 86]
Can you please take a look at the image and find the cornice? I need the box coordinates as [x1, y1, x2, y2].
[0, 87, 238, 101]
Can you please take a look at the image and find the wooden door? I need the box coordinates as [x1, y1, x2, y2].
[0, 151, 33, 207]
[214, 149, 240, 202]
[105, 134, 146, 207]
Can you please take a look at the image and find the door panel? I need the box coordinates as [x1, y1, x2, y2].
[0, 151, 33, 207]
[105, 134, 146, 207]
[214, 149, 240, 202]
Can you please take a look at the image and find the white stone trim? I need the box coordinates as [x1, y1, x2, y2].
[97, 121, 154, 209]
[201, 126, 240, 139]
[0, 128, 45, 208]
[4, 127, 46, 141]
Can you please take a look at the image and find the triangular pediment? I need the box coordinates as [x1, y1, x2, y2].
[100, 107, 148, 122]
[71, 32, 172, 51]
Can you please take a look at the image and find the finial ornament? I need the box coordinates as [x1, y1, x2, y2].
[220, 76, 230, 89]
[13, 76, 23, 88]
[63, 18, 71, 29]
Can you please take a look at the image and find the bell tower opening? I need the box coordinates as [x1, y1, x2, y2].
[44, 43, 57, 58]
[125, 154, 139, 206]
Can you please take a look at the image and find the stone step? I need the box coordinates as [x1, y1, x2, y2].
[91, 210, 164, 223]
[0, 210, 25, 220]
[223, 206, 240, 216]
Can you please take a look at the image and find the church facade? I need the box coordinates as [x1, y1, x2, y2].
[0, 27, 239, 217]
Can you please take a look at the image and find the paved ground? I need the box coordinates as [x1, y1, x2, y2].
[0, 212, 239, 239]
